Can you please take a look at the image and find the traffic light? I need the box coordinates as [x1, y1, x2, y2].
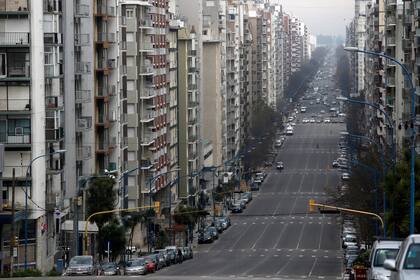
[309, 199, 316, 212]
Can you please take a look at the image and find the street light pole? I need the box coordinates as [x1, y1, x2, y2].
[344, 47, 417, 234]
[24, 149, 66, 269]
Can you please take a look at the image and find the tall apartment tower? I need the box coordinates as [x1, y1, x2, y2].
[226, 0, 241, 160]
[0, 0, 65, 271]
[239, 3, 253, 146]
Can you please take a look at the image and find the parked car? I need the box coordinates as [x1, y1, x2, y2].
[367, 239, 401, 280]
[218, 216, 231, 230]
[276, 161, 284, 170]
[231, 203, 243, 213]
[165, 246, 179, 264]
[198, 231, 214, 244]
[250, 183, 260, 191]
[332, 160, 340, 168]
[342, 172, 351, 181]
[384, 234, 420, 280]
[65, 255, 98, 276]
[342, 234, 358, 249]
[214, 219, 224, 233]
[241, 192, 253, 203]
[124, 258, 147, 275]
[144, 258, 156, 273]
[99, 262, 120, 276]
[144, 255, 161, 271]
[207, 226, 219, 240]
[181, 247, 193, 260]
[154, 249, 171, 267]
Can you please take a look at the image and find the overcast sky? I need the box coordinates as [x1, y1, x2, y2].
[277, 0, 354, 36]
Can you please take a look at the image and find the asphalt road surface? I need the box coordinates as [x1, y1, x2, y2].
[33, 119, 345, 280]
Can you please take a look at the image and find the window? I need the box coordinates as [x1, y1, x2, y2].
[127, 57, 135, 67]
[128, 152, 136, 161]
[7, 119, 30, 135]
[126, 32, 135, 42]
[404, 244, 420, 269]
[127, 80, 135, 91]
[127, 128, 135, 137]
[127, 104, 136, 114]
[126, 8, 135, 18]
[0, 53, 6, 77]
[373, 249, 398, 267]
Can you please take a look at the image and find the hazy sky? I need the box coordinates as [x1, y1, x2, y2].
[277, 0, 354, 36]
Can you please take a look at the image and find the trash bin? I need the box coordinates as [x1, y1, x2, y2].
[56, 259, 64, 274]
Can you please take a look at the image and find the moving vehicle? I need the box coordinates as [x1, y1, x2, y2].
[342, 172, 351, 181]
[300, 106, 307, 113]
[384, 234, 420, 280]
[367, 239, 401, 280]
[65, 255, 97, 276]
[276, 161, 284, 170]
[342, 234, 358, 249]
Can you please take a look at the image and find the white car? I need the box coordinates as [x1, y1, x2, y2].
[310, 119, 316, 123]
[368, 240, 401, 280]
[384, 234, 420, 280]
[302, 119, 309, 123]
[342, 173, 350, 180]
[324, 118, 331, 123]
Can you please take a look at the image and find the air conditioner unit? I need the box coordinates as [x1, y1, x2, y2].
[15, 127, 24, 135]
[77, 118, 88, 129]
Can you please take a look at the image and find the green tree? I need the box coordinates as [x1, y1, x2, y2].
[383, 150, 420, 237]
[86, 177, 117, 228]
[97, 220, 126, 261]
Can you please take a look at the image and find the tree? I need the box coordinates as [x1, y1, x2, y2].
[382, 150, 420, 237]
[86, 177, 117, 228]
[335, 45, 352, 97]
[97, 220, 126, 261]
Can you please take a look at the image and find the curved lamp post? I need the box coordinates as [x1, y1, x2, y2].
[344, 47, 417, 235]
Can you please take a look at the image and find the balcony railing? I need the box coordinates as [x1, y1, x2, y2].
[75, 4, 89, 17]
[0, 133, 31, 145]
[97, 32, 116, 43]
[140, 110, 156, 122]
[74, 34, 89, 46]
[95, 5, 115, 16]
[75, 62, 91, 74]
[139, 19, 153, 28]
[45, 96, 63, 109]
[0, 32, 30, 46]
[76, 146, 92, 161]
[140, 86, 156, 98]
[75, 90, 92, 103]
[0, 98, 30, 111]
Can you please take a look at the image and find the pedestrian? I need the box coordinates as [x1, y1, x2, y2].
[177, 248, 183, 263]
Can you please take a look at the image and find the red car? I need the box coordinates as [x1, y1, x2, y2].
[144, 258, 156, 273]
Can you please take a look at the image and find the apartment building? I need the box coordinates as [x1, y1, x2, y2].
[348, 0, 420, 157]
[177, 26, 200, 203]
[239, 3, 252, 145]
[0, 0, 66, 271]
[225, 0, 241, 160]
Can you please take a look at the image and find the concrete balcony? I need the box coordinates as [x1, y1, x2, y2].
[139, 19, 153, 29]
[140, 85, 156, 99]
[0, 98, 30, 113]
[140, 110, 156, 122]
[0, 32, 30, 46]
[75, 90, 92, 103]
[76, 146, 92, 161]
[74, 34, 89, 46]
[96, 32, 116, 44]
[75, 62, 91, 74]
[75, 3, 89, 17]
[0, 133, 31, 146]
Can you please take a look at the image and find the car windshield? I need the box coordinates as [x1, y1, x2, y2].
[69, 256, 92, 266]
[373, 249, 398, 267]
[101, 263, 116, 270]
[127, 259, 145, 267]
[404, 244, 420, 269]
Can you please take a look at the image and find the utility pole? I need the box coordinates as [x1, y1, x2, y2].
[9, 169, 15, 277]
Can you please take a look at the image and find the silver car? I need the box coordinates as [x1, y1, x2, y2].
[65, 255, 96, 276]
[124, 258, 147, 275]
[384, 234, 420, 280]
